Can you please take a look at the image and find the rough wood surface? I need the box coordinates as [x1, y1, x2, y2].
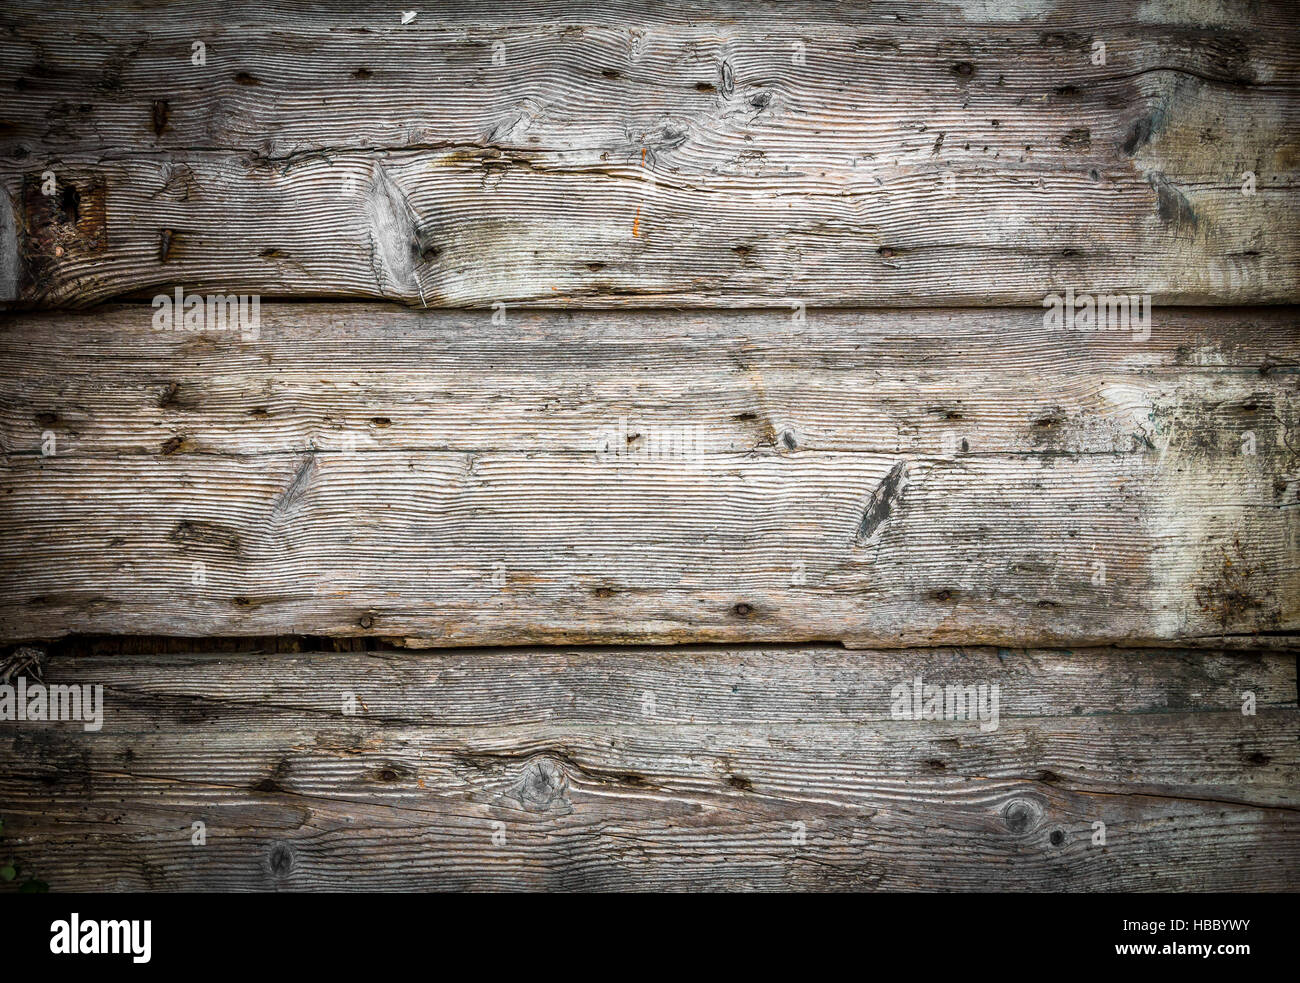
[1, 1, 1297, 896]
[1, 644, 1295, 891]
[2, 1, 1297, 306]
[2, 304, 1296, 648]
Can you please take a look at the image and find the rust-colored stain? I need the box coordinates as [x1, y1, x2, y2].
[632, 147, 647, 237]
[20, 171, 107, 296]
[1194, 541, 1272, 631]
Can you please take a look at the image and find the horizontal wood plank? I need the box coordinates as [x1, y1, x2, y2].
[1, 645, 1295, 891]
[1, 1, 1297, 305]
[1, 304, 1296, 647]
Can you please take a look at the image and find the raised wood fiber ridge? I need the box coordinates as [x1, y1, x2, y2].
[1, 0, 1297, 305]
[1, 304, 1295, 648]
[1, 644, 1295, 891]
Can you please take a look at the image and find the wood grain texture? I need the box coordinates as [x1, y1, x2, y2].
[1, 0, 1295, 898]
[1, 304, 1296, 647]
[1, 644, 1295, 891]
[2, 0, 1297, 305]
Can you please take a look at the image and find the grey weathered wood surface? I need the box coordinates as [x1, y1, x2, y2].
[1, 644, 1295, 891]
[1, 0, 1298, 895]
[1, 304, 1296, 647]
[2, 0, 1297, 305]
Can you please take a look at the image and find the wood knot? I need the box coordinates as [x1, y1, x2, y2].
[267, 841, 295, 877]
[1002, 797, 1043, 833]
[509, 756, 571, 813]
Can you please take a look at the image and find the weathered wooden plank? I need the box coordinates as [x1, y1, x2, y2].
[2, 645, 1295, 891]
[2, 1, 1297, 305]
[6, 303, 1297, 456]
[1, 304, 1296, 647]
